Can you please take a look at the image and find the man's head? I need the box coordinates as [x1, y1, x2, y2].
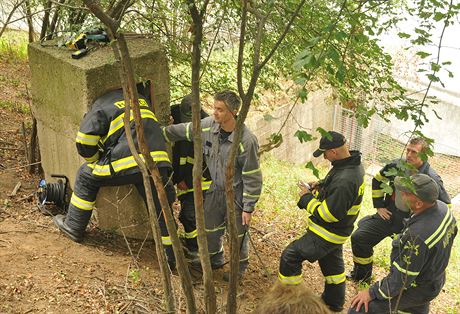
[406, 137, 428, 169]
[313, 131, 348, 162]
[179, 94, 193, 122]
[213, 90, 241, 125]
[394, 173, 439, 213]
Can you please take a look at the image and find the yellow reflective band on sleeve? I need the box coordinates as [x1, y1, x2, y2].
[372, 189, 385, 198]
[202, 127, 211, 132]
[185, 122, 191, 141]
[425, 209, 454, 249]
[177, 188, 193, 197]
[278, 272, 302, 285]
[70, 193, 95, 211]
[161, 236, 172, 245]
[243, 192, 260, 198]
[180, 157, 187, 165]
[306, 198, 321, 214]
[206, 225, 226, 233]
[162, 127, 171, 143]
[378, 281, 392, 300]
[150, 151, 170, 162]
[347, 204, 361, 216]
[209, 245, 224, 256]
[92, 164, 111, 176]
[353, 255, 373, 265]
[84, 151, 99, 162]
[324, 273, 346, 285]
[242, 167, 261, 175]
[447, 203, 452, 209]
[76, 132, 100, 146]
[392, 261, 420, 276]
[185, 229, 197, 239]
[307, 218, 349, 244]
[317, 200, 339, 223]
[186, 156, 194, 164]
[202, 180, 212, 190]
[239, 143, 245, 153]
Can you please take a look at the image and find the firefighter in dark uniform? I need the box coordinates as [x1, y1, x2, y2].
[170, 95, 211, 257]
[163, 90, 262, 280]
[278, 131, 365, 312]
[349, 137, 451, 283]
[349, 174, 457, 314]
[53, 86, 177, 269]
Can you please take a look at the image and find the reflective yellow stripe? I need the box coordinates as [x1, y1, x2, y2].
[374, 172, 390, 184]
[307, 218, 349, 244]
[243, 192, 260, 198]
[240, 256, 249, 262]
[186, 156, 194, 164]
[242, 167, 261, 175]
[185, 122, 191, 141]
[180, 157, 187, 165]
[209, 245, 224, 255]
[111, 151, 170, 172]
[185, 229, 197, 239]
[70, 193, 95, 211]
[372, 189, 384, 198]
[347, 204, 361, 215]
[317, 200, 339, 223]
[239, 143, 245, 153]
[324, 272, 345, 284]
[103, 109, 158, 144]
[306, 198, 321, 214]
[162, 127, 171, 143]
[92, 164, 111, 176]
[378, 281, 392, 299]
[206, 225, 226, 233]
[425, 209, 453, 249]
[162, 236, 172, 245]
[202, 127, 210, 132]
[392, 261, 420, 276]
[76, 132, 100, 146]
[353, 255, 373, 265]
[278, 272, 302, 285]
[84, 151, 99, 162]
[177, 180, 212, 196]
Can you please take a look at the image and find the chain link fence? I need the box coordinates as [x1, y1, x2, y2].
[334, 105, 460, 198]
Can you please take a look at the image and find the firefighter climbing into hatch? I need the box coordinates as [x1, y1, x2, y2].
[52, 83, 177, 270]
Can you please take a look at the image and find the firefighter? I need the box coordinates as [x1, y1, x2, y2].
[53, 85, 177, 269]
[170, 94, 211, 258]
[162, 90, 262, 280]
[349, 137, 451, 283]
[278, 131, 365, 312]
[349, 174, 457, 314]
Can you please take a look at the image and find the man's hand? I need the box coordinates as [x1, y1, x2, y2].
[298, 181, 311, 197]
[376, 207, 392, 220]
[350, 289, 372, 313]
[242, 211, 252, 226]
[177, 181, 188, 191]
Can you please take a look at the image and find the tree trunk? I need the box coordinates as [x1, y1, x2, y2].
[23, 0, 35, 42]
[188, 1, 217, 313]
[0, 0, 26, 39]
[40, 0, 52, 40]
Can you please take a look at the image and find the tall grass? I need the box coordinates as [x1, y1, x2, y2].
[0, 29, 29, 62]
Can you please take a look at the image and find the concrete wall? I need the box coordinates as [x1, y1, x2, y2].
[28, 38, 170, 239]
[247, 88, 337, 165]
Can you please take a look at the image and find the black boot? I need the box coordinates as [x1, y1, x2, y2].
[346, 265, 372, 284]
[53, 208, 92, 243]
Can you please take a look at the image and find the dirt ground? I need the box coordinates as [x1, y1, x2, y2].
[0, 58, 458, 313]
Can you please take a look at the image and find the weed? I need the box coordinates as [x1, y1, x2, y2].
[0, 100, 30, 114]
[129, 268, 141, 284]
[0, 30, 28, 62]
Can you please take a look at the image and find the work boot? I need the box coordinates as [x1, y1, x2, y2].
[346, 269, 371, 284]
[53, 214, 84, 243]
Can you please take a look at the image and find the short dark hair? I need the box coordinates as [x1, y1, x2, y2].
[214, 90, 241, 113]
[409, 137, 428, 153]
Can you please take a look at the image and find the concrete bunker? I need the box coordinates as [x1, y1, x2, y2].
[28, 38, 170, 239]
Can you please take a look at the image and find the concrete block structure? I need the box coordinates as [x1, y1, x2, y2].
[28, 38, 170, 239]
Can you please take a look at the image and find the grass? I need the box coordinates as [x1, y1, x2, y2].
[0, 29, 29, 62]
[0, 99, 30, 114]
[258, 154, 460, 307]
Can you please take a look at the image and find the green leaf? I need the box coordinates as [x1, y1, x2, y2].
[294, 130, 314, 143]
[316, 127, 330, 139]
[263, 114, 275, 121]
[397, 32, 411, 39]
[426, 74, 440, 82]
[430, 62, 441, 72]
[416, 51, 431, 59]
[433, 12, 445, 21]
[305, 161, 320, 179]
[298, 88, 308, 101]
